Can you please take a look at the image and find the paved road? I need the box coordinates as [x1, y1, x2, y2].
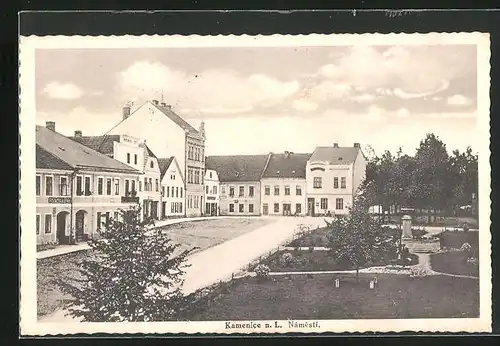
[39, 216, 326, 323]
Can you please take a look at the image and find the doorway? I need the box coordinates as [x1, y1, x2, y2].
[307, 198, 315, 216]
[283, 203, 291, 216]
[262, 204, 269, 215]
[56, 211, 70, 245]
[75, 210, 88, 242]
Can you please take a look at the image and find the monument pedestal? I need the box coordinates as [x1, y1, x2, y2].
[401, 215, 412, 239]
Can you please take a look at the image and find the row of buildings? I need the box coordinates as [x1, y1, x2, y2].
[36, 99, 366, 245]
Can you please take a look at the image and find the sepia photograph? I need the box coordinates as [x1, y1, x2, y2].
[19, 32, 491, 335]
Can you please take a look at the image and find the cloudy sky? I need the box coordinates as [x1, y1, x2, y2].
[35, 45, 478, 156]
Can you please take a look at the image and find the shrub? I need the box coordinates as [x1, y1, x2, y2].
[411, 228, 428, 239]
[409, 267, 429, 278]
[36, 241, 57, 252]
[280, 252, 294, 266]
[254, 264, 270, 279]
[439, 231, 478, 250]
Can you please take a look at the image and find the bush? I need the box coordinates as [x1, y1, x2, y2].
[280, 252, 294, 266]
[36, 241, 57, 252]
[409, 267, 429, 278]
[411, 228, 428, 239]
[255, 264, 270, 279]
[439, 231, 478, 250]
[460, 242, 472, 252]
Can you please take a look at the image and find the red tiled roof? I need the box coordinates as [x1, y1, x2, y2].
[261, 152, 311, 179]
[152, 102, 200, 136]
[68, 135, 120, 156]
[205, 155, 268, 182]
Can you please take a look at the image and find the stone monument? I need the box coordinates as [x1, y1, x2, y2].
[401, 214, 413, 239]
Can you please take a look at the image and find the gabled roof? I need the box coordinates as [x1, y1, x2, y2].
[151, 102, 199, 135]
[261, 152, 311, 179]
[139, 143, 157, 158]
[205, 155, 268, 182]
[157, 157, 175, 180]
[37, 126, 140, 173]
[36, 144, 73, 171]
[68, 135, 120, 156]
[309, 146, 360, 165]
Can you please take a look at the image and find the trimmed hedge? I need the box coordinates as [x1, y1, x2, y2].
[438, 231, 478, 251]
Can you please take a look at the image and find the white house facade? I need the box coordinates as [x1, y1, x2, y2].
[305, 143, 366, 216]
[204, 168, 220, 216]
[158, 157, 185, 218]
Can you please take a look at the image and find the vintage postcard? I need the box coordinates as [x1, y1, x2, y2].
[19, 32, 491, 335]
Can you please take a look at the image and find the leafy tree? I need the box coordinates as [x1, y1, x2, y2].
[327, 195, 398, 282]
[57, 206, 196, 322]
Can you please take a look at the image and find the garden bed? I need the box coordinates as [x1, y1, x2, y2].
[437, 231, 479, 253]
[255, 249, 418, 272]
[179, 273, 479, 320]
[288, 227, 330, 247]
[430, 251, 479, 277]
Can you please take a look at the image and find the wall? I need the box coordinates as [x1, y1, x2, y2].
[204, 169, 220, 215]
[185, 134, 206, 217]
[260, 177, 307, 215]
[113, 139, 144, 172]
[160, 159, 185, 218]
[219, 181, 261, 216]
[352, 150, 367, 195]
[138, 155, 162, 219]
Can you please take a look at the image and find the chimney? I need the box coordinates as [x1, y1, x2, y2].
[74, 130, 82, 137]
[333, 143, 339, 148]
[160, 102, 166, 107]
[199, 121, 205, 137]
[165, 104, 172, 111]
[152, 99, 159, 105]
[46, 121, 55, 132]
[122, 105, 131, 120]
[354, 142, 361, 148]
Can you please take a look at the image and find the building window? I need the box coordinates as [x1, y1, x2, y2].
[60, 176, 68, 196]
[134, 154, 138, 165]
[144, 177, 148, 191]
[114, 178, 120, 195]
[239, 204, 244, 213]
[97, 177, 104, 195]
[213, 186, 217, 195]
[139, 181, 142, 192]
[76, 176, 83, 196]
[264, 186, 270, 196]
[334, 177, 339, 189]
[313, 177, 322, 189]
[274, 203, 279, 213]
[179, 202, 183, 213]
[229, 186, 235, 197]
[127, 153, 130, 164]
[296, 203, 302, 214]
[36, 214, 40, 235]
[125, 180, 130, 194]
[171, 186, 174, 198]
[171, 203, 174, 213]
[162, 186, 165, 197]
[44, 214, 52, 234]
[96, 212, 102, 230]
[274, 186, 280, 196]
[36, 175, 41, 196]
[149, 178, 153, 191]
[156, 179, 159, 192]
[229, 204, 234, 212]
[249, 204, 254, 213]
[171, 174, 175, 180]
[296, 185, 302, 196]
[341, 177, 346, 189]
[284, 185, 290, 196]
[209, 171, 213, 179]
[176, 187, 179, 198]
[180, 188, 183, 198]
[150, 161, 154, 169]
[239, 186, 245, 197]
[221, 186, 226, 194]
[106, 178, 112, 195]
[114, 211, 119, 221]
[84, 176, 91, 195]
[336, 198, 344, 210]
[321, 198, 328, 210]
[45, 176, 53, 196]
[249, 186, 254, 197]
[206, 185, 209, 194]
[132, 180, 136, 193]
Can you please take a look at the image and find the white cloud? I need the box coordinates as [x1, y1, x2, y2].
[118, 61, 299, 114]
[305, 81, 351, 101]
[393, 80, 450, 99]
[396, 108, 410, 118]
[426, 111, 476, 119]
[292, 99, 318, 112]
[447, 94, 473, 106]
[362, 105, 388, 122]
[42, 82, 83, 100]
[89, 90, 104, 96]
[350, 93, 376, 103]
[200, 106, 254, 114]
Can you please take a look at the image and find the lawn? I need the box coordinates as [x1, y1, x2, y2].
[158, 218, 274, 255]
[431, 252, 479, 277]
[288, 227, 330, 247]
[258, 250, 419, 272]
[180, 273, 479, 320]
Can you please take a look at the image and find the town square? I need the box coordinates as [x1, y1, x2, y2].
[19, 32, 491, 334]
